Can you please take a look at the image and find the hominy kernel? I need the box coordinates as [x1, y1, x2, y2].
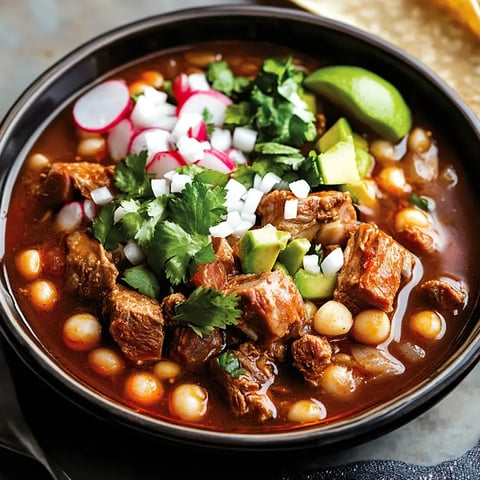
[169, 383, 208, 421]
[15, 249, 41, 279]
[28, 279, 57, 310]
[352, 309, 391, 345]
[409, 310, 444, 340]
[63, 313, 101, 351]
[125, 372, 163, 406]
[287, 399, 326, 424]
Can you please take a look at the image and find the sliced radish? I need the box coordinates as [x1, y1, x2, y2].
[195, 148, 236, 173]
[173, 73, 192, 105]
[73, 80, 131, 133]
[146, 151, 186, 178]
[187, 120, 208, 142]
[170, 113, 204, 143]
[177, 90, 232, 126]
[128, 127, 171, 159]
[187, 73, 211, 91]
[107, 118, 134, 162]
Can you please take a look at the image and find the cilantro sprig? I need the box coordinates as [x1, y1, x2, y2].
[92, 152, 228, 290]
[173, 286, 242, 337]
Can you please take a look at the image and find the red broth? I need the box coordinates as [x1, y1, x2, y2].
[4, 40, 477, 433]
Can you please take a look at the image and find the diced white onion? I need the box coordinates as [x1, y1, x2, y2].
[258, 172, 282, 193]
[171, 113, 204, 142]
[210, 128, 232, 151]
[228, 148, 247, 164]
[232, 127, 258, 152]
[226, 210, 242, 228]
[143, 86, 168, 104]
[289, 179, 310, 199]
[226, 199, 244, 212]
[284, 198, 298, 219]
[321, 247, 344, 275]
[176, 136, 207, 163]
[232, 219, 256, 236]
[188, 73, 211, 91]
[242, 188, 264, 214]
[124, 239, 146, 265]
[170, 173, 192, 193]
[303, 254, 321, 274]
[91, 186, 114, 206]
[209, 221, 234, 238]
[151, 178, 170, 197]
[253, 174, 262, 190]
[145, 130, 171, 156]
[225, 178, 247, 202]
[55, 202, 83, 232]
[83, 198, 97, 221]
[113, 206, 127, 224]
[240, 211, 257, 224]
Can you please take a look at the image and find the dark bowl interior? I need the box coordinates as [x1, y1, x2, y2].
[0, 5, 479, 452]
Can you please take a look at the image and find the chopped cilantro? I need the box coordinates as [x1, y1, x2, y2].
[216, 351, 246, 379]
[122, 264, 160, 298]
[206, 60, 250, 97]
[173, 286, 242, 337]
[409, 192, 434, 211]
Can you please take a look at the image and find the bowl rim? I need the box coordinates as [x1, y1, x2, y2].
[0, 4, 479, 451]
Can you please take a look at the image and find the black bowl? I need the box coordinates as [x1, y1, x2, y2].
[0, 5, 479, 452]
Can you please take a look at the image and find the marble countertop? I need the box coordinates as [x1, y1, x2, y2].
[0, 0, 479, 473]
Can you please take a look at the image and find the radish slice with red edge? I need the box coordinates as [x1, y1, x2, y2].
[107, 118, 134, 162]
[146, 151, 186, 178]
[187, 120, 208, 141]
[73, 80, 131, 134]
[176, 90, 232, 126]
[172, 73, 192, 105]
[195, 148, 236, 173]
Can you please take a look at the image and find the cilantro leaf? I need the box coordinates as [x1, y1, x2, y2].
[122, 264, 160, 299]
[216, 351, 246, 379]
[147, 220, 215, 286]
[92, 203, 126, 250]
[168, 180, 227, 235]
[206, 60, 251, 96]
[173, 286, 242, 337]
[114, 151, 154, 198]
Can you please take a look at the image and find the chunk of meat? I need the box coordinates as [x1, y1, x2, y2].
[419, 278, 467, 313]
[223, 269, 305, 344]
[161, 292, 187, 324]
[334, 222, 415, 314]
[256, 189, 357, 244]
[396, 226, 435, 255]
[104, 284, 165, 365]
[291, 334, 332, 387]
[168, 326, 224, 372]
[65, 231, 118, 300]
[39, 162, 115, 206]
[210, 342, 277, 422]
[189, 237, 238, 290]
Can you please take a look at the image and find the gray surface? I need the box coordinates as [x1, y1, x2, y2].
[0, 0, 479, 469]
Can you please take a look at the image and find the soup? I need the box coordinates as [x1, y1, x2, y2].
[3, 40, 476, 433]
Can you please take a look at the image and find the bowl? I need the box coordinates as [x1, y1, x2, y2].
[0, 5, 479, 452]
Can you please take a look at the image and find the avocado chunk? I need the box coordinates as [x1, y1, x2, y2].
[293, 268, 337, 300]
[277, 238, 311, 275]
[341, 179, 378, 208]
[317, 136, 360, 185]
[317, 117, 353, 152]
[238, 224, 290, 274]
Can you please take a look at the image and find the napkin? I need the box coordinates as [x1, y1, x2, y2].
[277, 442, 480, 479]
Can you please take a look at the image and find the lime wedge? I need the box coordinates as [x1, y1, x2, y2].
[304, 65, 412, 143]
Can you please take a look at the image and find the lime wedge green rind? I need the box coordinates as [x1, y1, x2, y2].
[304, 65, 412, 143]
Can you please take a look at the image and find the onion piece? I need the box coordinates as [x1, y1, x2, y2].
[124, 240, 145, 266]
[90, 186, 114, 206]
[73, 80, 131, 133]
[303, 254, 321, 274]
[351, 344, 405, 377]
[232, 126, 258, 152]
[284, 198, 298, 219]
[321, 247, 344, 275]
[176, 90, 232, 126]
[55, 202, 83, 232]
[289, 179, 310, 199]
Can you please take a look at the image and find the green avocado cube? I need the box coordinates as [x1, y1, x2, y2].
[238, 224, 290, 274]
[318, 136, 360, 185]
[317, 117, 353, 153]
[293, 268, 337, 300]
[277, 238, 311, 275]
